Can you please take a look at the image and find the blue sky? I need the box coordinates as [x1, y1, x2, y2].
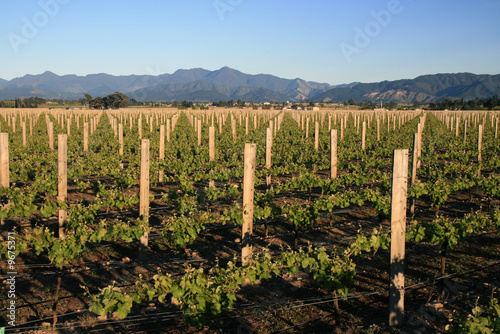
[1, 0, 499, 85]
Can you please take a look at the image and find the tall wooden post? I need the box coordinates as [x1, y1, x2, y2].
[305, 118, 310, 138]
[166, 118, 171, 142]
[362, 121, 366, 150]
[48, 122, 54, 150]
[197, 119, 202, 146]
[410, 133, 418, 215]
[330, 129, 337, 179]
[159, 124, 165, 182]
[389, 149, 409, 327]
[209, 126, 215, 162]
[377, 118, 380, 141]
[0, 133, 9, 187]
[138, 116, 142, 139]
[231, 118, 237, 143]
[83, 122, 89, 152]
[242, 143, 256, 265]
[209, 126, 216, 188]
[495, 117, 498, 139]
[314, 122, 319, 150]
[139, 139, 150, 258]
[58, 134, 67, 239]
[340, 118, 344, 140]
[22, 122, 26, 147]
[118, 123, 124, 156]
[416, 123, 422, 169]
[266, 127, 272, 187]
[463, 120, 467, 146]
[478, 124, 483, 162]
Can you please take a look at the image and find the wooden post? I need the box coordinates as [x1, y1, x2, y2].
[389, 149, 408, 327]
[22, 122, 26, 147]
[159, 124, 165, 159]
[410, 133, 418, 215]
[314, 121, 319, 150]
[340, 118, 344, 140]
[266, 127, 272, 187]
[463, 120, 467, 146]
[139, 139, 150, 258]
[455, 117, 460, 137]
[377, 118, 380, 141]
[0, 133, 9, 187]
[330, 129, 337, 179]
[58, 134, 67, 239]
[48, 122, 54, 150]
[166, 119, 171, 142]
[118, 123, 124, 156]
[138, 116, 142, 139]
[231, 118, 237, 143]
[478, 124, 483, 162]
[209, 126, 215, 161]
[208, 126, 216, 188]
[197, 119, 202, 146]
[159, 124, 165, 182]
[495, 117, 498, 139]
[416, 123, 422, 169]
[362, 121, 366, 150]
[305, 118, 310, 138]
[83, 122, 89, 152]
[242, 143, 256, 265]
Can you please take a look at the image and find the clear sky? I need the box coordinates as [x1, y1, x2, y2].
[1, 0, 499, 85]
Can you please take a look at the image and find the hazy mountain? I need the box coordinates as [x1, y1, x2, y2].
[0, 67, 335, 102]
[1, 69, 498, 103]
[311, 73, 500, 103]
[129, 80, 290, 102]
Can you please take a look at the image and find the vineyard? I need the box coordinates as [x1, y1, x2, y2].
[0, 107, 499, 333]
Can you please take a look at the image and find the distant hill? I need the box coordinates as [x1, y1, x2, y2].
[311, 73, 500, 103]
[0, 68, 499, 103]
[0, 67, 335, 102]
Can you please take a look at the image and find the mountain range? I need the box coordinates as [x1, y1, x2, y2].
[0, 67, 499, 103]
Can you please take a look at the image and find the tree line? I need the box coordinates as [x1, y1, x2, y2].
[1, 94, 500, 111]
[428, 96, 500, 110]
[84, 92, 130, 109]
